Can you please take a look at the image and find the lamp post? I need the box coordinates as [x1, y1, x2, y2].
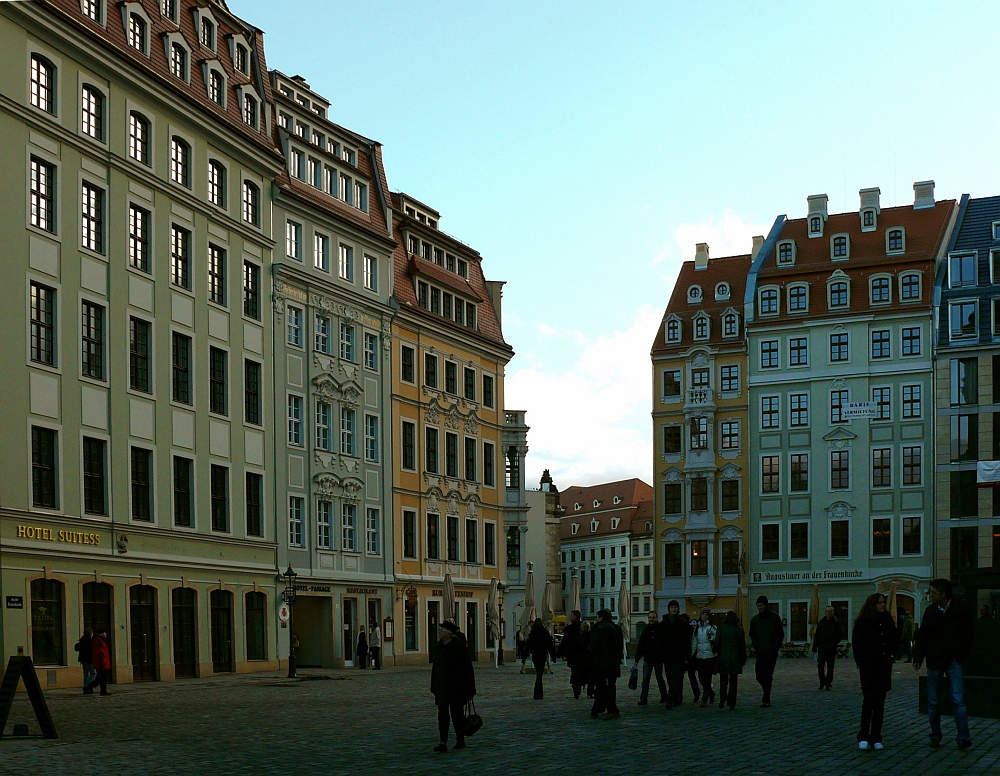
[497, 582, 506, 666]
[282, 564, 298, 678]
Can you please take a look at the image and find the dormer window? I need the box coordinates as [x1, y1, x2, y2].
[243, 94, 258, 128]
[828, 279, 850, 309]
[200, 18, 215, 50]
[809, 216, 822, 236]
[949, 252, 977, 288]
[900, 272, 921, 301]
[993, 221, 1000, 242]
[788, 284, 808, 313]
[82, 0, 105, 24]
[665, 317, 681, 343]
[160, 0, 178, 24]
[590, 519, 599, 532]
[777, 240, 795, 265]
[127, 12, 146, 53]
[571, 523, 579, 535]
[234, 42, 249, 74]
[831, 234, 849, 260]
[687, 285, 703, 304]
[723, 312, 738, 338]
[861, 209, 876, 231]
[870, 276, 891, 304]
[715, 282, 730, 301]
[694, 315, 709, 340]
[593, 500, 601, 508]
[574, 503, 581, 511]
[611, 517, 620, 530]
[613, 496, 621, 505]
[168, 40, 188, 80]
[759, 287, 778, 315]
[887, 228, 905, 254]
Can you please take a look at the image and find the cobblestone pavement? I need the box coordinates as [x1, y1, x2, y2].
[1, 656, 998, 775]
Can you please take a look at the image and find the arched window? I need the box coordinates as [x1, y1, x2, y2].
[31, 578, 65, 665]
[29, 54, 55, 113]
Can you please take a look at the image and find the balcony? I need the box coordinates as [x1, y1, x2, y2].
[685, 388, 715, 409]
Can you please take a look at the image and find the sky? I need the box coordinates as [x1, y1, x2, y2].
[236, 0, 1000, 489]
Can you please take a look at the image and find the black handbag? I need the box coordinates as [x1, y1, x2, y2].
[627, 663, 639, 690]
[464, 699, 483, 736]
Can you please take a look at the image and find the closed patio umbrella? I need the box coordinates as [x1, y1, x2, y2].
[618, 580, 631, 643]
[443, 573, 456, 626]
[519, 563, 536, 639]
[487, 577, 500, 651]
[568, 572, 580, 617]
[541, 580, 554, 627]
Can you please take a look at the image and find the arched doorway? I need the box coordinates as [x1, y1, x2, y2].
[210, 589, 234, 673]
[129, 585, 158, 681]
[171, 588, 198, 678]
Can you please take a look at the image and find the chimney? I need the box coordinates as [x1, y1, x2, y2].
[751, 235, 765, 260]
[807, 194, 829, 219]
[859, 187, 881, 213]
[694, 243, 709, 270]
[913, 180, 935, 209]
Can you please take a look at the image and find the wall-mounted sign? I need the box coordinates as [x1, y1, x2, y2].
[5, 596, 23, 609]
[432, 589, 474, 598]
[346, 587, 378, 595]
[843, 402, 875, 419]
[752, 569, 866, 585]
[278, 603, 291, 623]
[299, 585, 332, 593]
[16, 525, 102, 545]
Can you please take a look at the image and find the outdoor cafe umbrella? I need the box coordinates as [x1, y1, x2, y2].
[618, 579, 631, 643]
[443, 573, 456, 625]
[541, 580, 554, 627]
[887, 581, 898, 623]
[519, 563, 536, 639]
[487, 577, 500, 665]
[809, 584, 821, 640]
[568, 571, 581, 617]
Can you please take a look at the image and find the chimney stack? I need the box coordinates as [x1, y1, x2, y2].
[913, 180, 935, 209]
[807, 194, 829, 219]
[751, 235, 765, 260]
[694, 243, 709, 270]
[859, 187, 881, 213]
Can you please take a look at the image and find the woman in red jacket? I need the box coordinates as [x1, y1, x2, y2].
[87, 631, 112, 696]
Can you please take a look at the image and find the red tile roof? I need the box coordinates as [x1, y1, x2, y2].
[558, 478, 653, 541]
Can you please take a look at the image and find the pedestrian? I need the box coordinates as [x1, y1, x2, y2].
[899, 612, 915, 663]
[633, 611, 667, 705]
[430, 620, 476, 753]
[523, 618, 557, 699]
[579, 621, 595, 698]
[691, 607, 717, 708]
[559, 609, 586, 699]
[657, 599, 692, 708]
[812, 605, 843, 690]
[913, 578, 974, 750]
[75, 627, 95, 695]
[715, 611, 747, 710]
[749, 595, 784, 708]
[356, 626, 368, 669]
[589, 608, 623, 720]
[369, 621, 382, 669]
[852, 593, 900, 750]
[86, 630, 111, 695]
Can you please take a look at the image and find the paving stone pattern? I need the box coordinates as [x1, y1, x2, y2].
[1, 656, 998, 775]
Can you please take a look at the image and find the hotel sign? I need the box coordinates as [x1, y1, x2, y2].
[752, 569, 866, 584]
[16, 525, 102, 545]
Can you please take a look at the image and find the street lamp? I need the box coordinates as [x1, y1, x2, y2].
[497, 582, 506, 666]
[282, 564, 298, 678]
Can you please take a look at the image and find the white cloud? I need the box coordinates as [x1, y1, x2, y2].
[505, 305, 662, 489]
[654, 207, 771, 268]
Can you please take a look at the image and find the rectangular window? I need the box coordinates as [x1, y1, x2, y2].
[29, 282, 56, 366]
[464, 367, 476, 401]
[664, 544, 682, 576]
[950, 358, 978, 406]
[245, 472, 263, 537]
[286, 221, 301, 259]
[209, 347, 228, 415]
[721, 480, 739, 511]
[425, 427, 439, 473]
[339, 244, 354, 281]
[171, 333, 192, 404]
[288, 497, 304, 548]
[170, 225, 191, 289]
[949, 252, 978, 288]
[872, 518, 891, 557]
[789, 336, 808, 366]
[761, 455, 780, 493]
[366, 508, 381, 555]
[483, 441, 495, 487]
[664, 483, 682, 514]
[170, 138, 189, 186]
[831, 389, 848, 423]
[690, 478, 708, 511]
[208, 160, 226, 206]
[242, 181, 258, 225]
[662, 426, 681, 454]
[721, 541, 739, 574]
[342, 504, 357, 551]
[872, 448, 892, 487]
[445, 361, 457, 394]
[424, 353, 438, 388]
[29, 157, 56, 232]
[130, 447, 153, 521]
[790, 522, 808, 560]
[790, 453, 809, 492]
[403, 510, 417, 558]
[427, 514, 440, 559]
[950, 415, 977, 462]
[761, 524, 779, 561]
[663, 369, 682, 396]
[901, 326, 921, 356]
[341, 407, 356, 455]
[82, 437, 107, 515]
[690, 540, 708, 576]
[871, 329, 890, 359]
[447, 516, 459, 561]
[789, 393, 808, 426]
[314, 401, 331, 451]
[128, 204, 150, 272]
[129, 317, 151, 393]
[208, 244, 226, 305]
[314, 315, 331, 354]
[902, 384, 922, 419]
[30, 54, 54, 113]
[831, 450, 849, 489]
[364, 332, 378, 370]
[483, 374, 495, 408]
[902, 516, 921, 555]
[316, 500, 333, 549]
[761, 340, 779, 369]
[244, 360, 261, 425]
[690, 417, 708, 449]
[243, 261, 260, 319]
[340, 323, 355, 362]
[401, 346, 415, 383]
[720, 364, 739, 393]
[484, 523, 496, 565]
[364, 255, 377, 291]
[761, 396, 779, 429]
[31, 426, 58, 508]
[80, 301, 104, 379]
[81, 182, 104, 253]
[830, 332, 848, 362]
[401, 420, 416, 470]
[210, 465, 229, 531]
[720, 420, 740, 450]
[365, 415, 379, 462]
[464, 437, 477, 481]
[902, 446, 921, 485]
[287, 395, 303, 446]
[445, 432, 459, 478]
[173, 456, 193, 527]
[286, 306, 302, 347]
[950, 301, 978, 339]
[872, 386, 891, 421]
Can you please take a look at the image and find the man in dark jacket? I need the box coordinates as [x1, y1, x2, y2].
[634, 611, 667, 705]
[589, 608, 623, 720]
[430, 621, 476, 753]
[559, 609, 585, 698]
[656, 600, 692, 708]
[812, 606, 843, 690]
[75, 628, 95, 695]
[913, 578, 974, 750]
[749, 595, 784, 708]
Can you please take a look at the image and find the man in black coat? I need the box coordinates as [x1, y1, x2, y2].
[430, 621, 476, 753]
[559, 609, 586, 699]
[913, 578, 974, 750]
[749, 595, 784, 708]
[589, 608, 624, 720]
[812, 606, 843, 690]
[74, 628, 95, 695]
[656, 600, 692, 708]
[634, 611, 667, 705]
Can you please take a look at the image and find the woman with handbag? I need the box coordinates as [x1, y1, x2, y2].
[430, 621, 476, 753]
[852, 593, 899, 750]
[715, 611, 747, 710]
[691, 607, 718, 708]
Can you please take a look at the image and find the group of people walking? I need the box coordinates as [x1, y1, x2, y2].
[354, 622, 383, 670]
[74, 628, 111, 695]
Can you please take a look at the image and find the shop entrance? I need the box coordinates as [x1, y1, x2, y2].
[293, 596, 332, 667]
[129, 585, 158, 681]
[172, 588, 198, 678]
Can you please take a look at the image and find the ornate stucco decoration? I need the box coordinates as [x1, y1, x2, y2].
[444, 407, 462, 430]
[826, 500, 855, 520]
[342, 478, 364, 503]
[447, 494, 460, 517]
[463, 411, 480, 435]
